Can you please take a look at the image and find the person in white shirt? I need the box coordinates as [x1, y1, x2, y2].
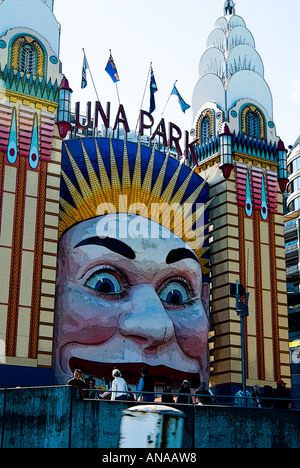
[234, 384, 252, 407]
[101, 369, 129, 401]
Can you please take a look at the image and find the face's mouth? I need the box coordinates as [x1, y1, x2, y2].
[69, 357, 201, 388]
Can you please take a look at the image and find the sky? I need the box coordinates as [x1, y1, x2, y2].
[53, 0, 300, 149]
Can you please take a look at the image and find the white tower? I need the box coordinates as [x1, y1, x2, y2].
[192, 0, 274, 139]
[191, 1, 290, 393]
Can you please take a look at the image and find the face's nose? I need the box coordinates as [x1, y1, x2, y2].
[118, 284, 175, 350]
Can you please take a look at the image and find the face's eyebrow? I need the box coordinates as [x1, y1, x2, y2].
[74, 237, 136, 260]
[166, 248, 200, 265]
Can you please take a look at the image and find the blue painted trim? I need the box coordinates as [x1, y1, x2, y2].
[0, 365, 54, 388]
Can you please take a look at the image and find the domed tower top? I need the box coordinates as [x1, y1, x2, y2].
[0, 0, 62, 91]
[0, 0, 60, 56]
[191, 0, 277, 146]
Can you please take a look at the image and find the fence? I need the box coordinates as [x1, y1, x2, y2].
[0, 385, 299, 448]
[82, 388, 299, 409]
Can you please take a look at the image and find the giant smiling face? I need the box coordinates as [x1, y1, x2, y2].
[53, 213, 210, 386]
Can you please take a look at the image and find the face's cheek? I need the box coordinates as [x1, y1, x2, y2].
[170, 300, 210, 360]
[55, 283, 120, 347]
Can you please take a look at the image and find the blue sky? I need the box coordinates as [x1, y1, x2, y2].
[54, 0, 300, 148]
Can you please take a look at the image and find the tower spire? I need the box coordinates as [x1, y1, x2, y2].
[223, 0, 236, 16]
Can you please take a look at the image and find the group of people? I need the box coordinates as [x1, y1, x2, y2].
[234, 380, 293, 409]
[66, 369, 293, 410]
[174, 380, 215, 405]
[66, 367, 216, 405]
[66, 366, 155, 402]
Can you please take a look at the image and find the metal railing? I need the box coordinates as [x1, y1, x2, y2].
[1, 385, 298, 409]
[81, 388, 300, 409]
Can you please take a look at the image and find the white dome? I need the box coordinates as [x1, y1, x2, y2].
[192, 73, 226, 118]
[0, 0, 60, 55]
[192, 2, 273, 120]
[227, 70, 273, 118]
[228, 15, 246, 29]
[227, 26, 255, 50]
[214, 17, 228, 33]
[227, 45, 264, 78]
[206, 28, 226, 52]
[199, 47, 225, 79]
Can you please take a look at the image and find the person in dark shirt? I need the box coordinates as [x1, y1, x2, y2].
[176, 380, 192, 404]
[137, 366, 155, 402]
[273, 380, 292, 409]
[261, 385, 274, 408]
[86, 378, 101, 399]
[195, 382, 212, 405]
[161, 383, 174, 403]
[66, 369, 85, 399]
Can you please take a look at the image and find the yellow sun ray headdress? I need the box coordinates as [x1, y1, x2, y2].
[59, 137, 211, 275]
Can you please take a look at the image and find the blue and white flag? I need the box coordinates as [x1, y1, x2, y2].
[149, 65, 158, 114]
[105, 53, 120, 83]
[81, 53, 88, 89]
[171, 84, 190, 113]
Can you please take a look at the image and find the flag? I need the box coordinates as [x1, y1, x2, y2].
[171, 84, 190, 113]
[105, 53, 120, 83]
[81, 53, 88, 89]
[149, 65, 158, 114]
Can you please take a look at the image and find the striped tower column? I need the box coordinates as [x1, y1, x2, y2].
[0, 103, 13, 235]
[6, 108, 35, 357]
[249, 166, 265, 381]
[29, 112, 55, 359]
[235, 162, 249, 377]
[265, 170, 280, 381]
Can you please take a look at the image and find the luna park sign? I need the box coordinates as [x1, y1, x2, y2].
[75, 101, 198, 163]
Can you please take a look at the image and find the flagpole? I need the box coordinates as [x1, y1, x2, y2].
[133, 62, 152, 141]
[161, 80, 177, 116]
[82, 48, 100, 102]
[115, 83, 121, 105]
[140, 62, 152, 112]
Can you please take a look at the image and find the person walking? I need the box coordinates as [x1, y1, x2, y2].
[100, 369, 129, 401]
[176, 380, 192, 404]
[261, 385, 274, 408]
[234, 384, 252, 407]
[137, 366, 155, 402]
[251, 384, 262, 408]
[195, 382, 212, 405]
[273, 380, 292, 410]
[161, 383, 174, 403]
[66, 369, 85, 399]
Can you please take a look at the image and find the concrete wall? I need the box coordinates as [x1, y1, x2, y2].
[0, 386, 299, 448]
[194, 405, 300, 448]
[1, 386, 73, 448]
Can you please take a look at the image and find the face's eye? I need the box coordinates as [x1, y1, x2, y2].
[85, 271, 123, 295]
[159, 281, 190, 306]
